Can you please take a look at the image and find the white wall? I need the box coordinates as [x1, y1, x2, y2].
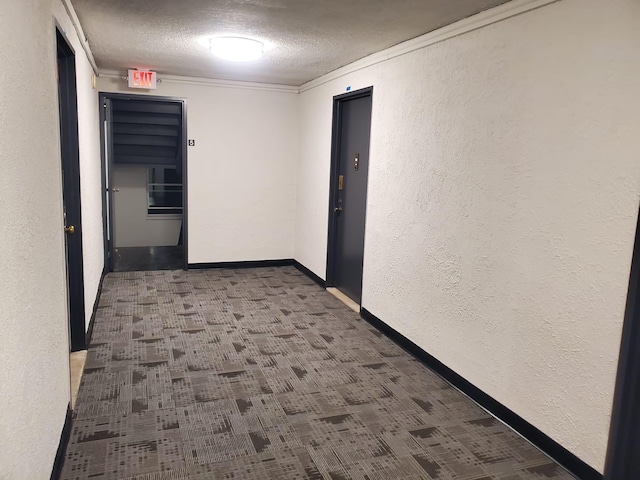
[296, 0, 640, 472]
[97, 77, 299, 264]
[53, 0, 104, 330]
[0, 0, 70, 478]
[113, 164, 182, 247]
[0, 0, 104, 476]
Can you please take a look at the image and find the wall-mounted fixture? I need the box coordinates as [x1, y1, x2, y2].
[209, 37, 263, 62]
[127, 69, 157, 89]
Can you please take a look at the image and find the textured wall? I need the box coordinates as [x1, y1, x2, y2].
[97, 77, 298, 264]
[0, 0, 71, 478]
[53, 0, 105, 330]
[296, 0, 640, 471]
[112, 165, 182, 247]
[294, 85, 332, 275]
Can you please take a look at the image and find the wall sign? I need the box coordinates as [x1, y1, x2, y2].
[128, 69, 157, 89]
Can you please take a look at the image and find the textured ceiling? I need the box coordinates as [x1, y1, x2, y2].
[71, 0, 511, 86]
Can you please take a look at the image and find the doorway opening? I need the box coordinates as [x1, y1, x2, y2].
[100, 93, 188, 272]
[56, 27, 86, 352]
[326, 87, 373, 306]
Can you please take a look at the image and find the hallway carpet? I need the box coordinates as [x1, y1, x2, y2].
[61, 267, 574, 480]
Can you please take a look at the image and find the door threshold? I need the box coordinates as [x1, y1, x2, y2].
[326, 287, 360, 313]
[70, 350, 87, 410]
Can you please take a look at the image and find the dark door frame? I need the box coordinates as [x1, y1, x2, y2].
[325, 86, 373, 297]
[56, 26, 87, 352]
[99, 92, 189, 272]
[100, 96, 113, 271]
[604, 205, 640, 479]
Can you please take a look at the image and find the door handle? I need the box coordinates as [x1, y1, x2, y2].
[65, 225, 75, 234]
[334, 207, 342, 213]
[111, 188, 119, 192]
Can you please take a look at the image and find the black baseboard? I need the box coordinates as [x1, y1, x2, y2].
[187, 259, 327, 288]
[360, 308, 602, 480]
[293, 261, 326, 288]
[85, 267, 107, 348]
[188, 259, 294, 270]
[50, 404, 72, 480]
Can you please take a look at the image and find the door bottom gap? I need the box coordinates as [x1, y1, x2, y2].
[326, 287, 360, 313]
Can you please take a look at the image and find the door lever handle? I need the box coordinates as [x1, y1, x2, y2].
[64, 225, 75, 234]
[333, 207, 342, 213]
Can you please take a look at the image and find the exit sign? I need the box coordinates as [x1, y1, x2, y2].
[128, 70, 157, 89]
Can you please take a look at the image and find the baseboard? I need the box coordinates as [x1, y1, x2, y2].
[187, 259, 327, 288]
[49, 404, 72, 480]
[85, 267, 107, 347]
[293, 261, 326, 288]
[188, 259, 295, 270]
[360, 308, 602, 480]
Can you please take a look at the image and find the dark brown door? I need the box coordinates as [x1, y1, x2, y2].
[328, 88, 373, 304]
[57, 28, 86, 351]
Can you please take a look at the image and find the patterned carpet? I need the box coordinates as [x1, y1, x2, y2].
[61, 266, 574, 480]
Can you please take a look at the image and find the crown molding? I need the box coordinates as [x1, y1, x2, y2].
[60, 0, 99, 75]
[299, 0, 560, 93]
[98, 70, 300, 94]
[96, 0, 559, 95]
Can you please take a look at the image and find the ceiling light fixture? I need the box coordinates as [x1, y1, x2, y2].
[209, 37, 263, 62]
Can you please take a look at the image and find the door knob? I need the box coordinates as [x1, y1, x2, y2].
[65, 225, 75, 234]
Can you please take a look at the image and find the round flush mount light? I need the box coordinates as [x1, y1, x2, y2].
[209, 37, 263, 62]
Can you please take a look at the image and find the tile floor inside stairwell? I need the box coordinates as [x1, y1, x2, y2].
[61, 266, 575, 480]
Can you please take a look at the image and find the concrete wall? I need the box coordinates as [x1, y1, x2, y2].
[112, 164, 182, 247]
[97, 77, 298, 264]
[0, 0, 70, 478]
[295, 0, 640, 471]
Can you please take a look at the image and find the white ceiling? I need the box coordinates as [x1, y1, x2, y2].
[71, 0, 511, 86]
